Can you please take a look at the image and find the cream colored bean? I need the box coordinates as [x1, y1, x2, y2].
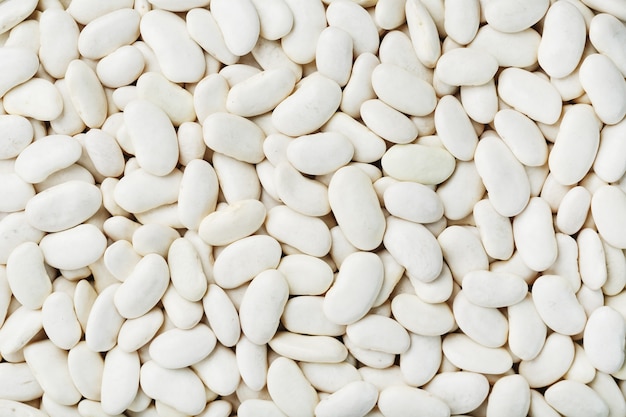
[139, 10, 205, 83]
[15, 135, 82, 184]
[273, 73, 342, 137]
[269, 332, 348, 363]
[0, 47, 38, 97]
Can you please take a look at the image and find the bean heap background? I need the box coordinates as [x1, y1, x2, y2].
[0, 0, 626, 416]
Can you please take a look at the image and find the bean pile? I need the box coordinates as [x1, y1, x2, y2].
[0, 0, 625, 416]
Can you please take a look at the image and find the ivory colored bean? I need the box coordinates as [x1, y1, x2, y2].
[424, 371, 489, 415]
[486, 374, 531, 417]
[591, 185, 626, 249]
[234, 336, 267, 393]
[589, 13, 626, 77]
[405, 0, 441, 68]
[114, 254, 169, 319]
[328, 166, 385, 251]
[438, 225, 488, 285]
[39, 9, 79, 79]
[267, 357, 319, 416]
[139, 10, 205, 83]
[279, 0, 326, 64]
[274, 161, 330, 217]
[0, 115, 33, 160]
[213, 235, 282, 289]
[65, 59, 108, 128]
[513, 197, 558, 272]
[185, 8, 237, 66]
[135, 72, 195, 127]
[239, 269, 289, 345]
[23, 340, 82, 406]
[277, 254, 334, 296]
[473, 199, 514, 261]
[384, 216, 443, 283]
[544, 380, 609, 417]
[442, 333, 513, 374]
[577, 229, 607, 290]
[124, 99, 179, 176]
[384, 181, 444, 224]
[493, 109, 548, 167]
[0, 362, 42, 402]
[39, 224, 107, 271]
[323, 252, 383, 325]
[0, 305, 42, 356]
[371, 63, 437, 117]
[140, 361, 207, 416]
[382, 143, 455, 185]
[444, 0, 479, 44]
[78, 8, 140, 60]
[167, 238, 207, 302]
[360, 99, 418, 144]
[286, 132, 354, 176]
[484, 0, 550, 33]
[549, 104, 600, 185]
[268, 332, 348, 363]
[131, 223, 179, 257]
[265, 205, 332, 257]
[272, 73, 342, 137]
[594, 119, 626, 183]
[0, 0, 37, 34]
[391, 293, 455, 336]
[238, 400, 285, 417]
[399, 333, 442, 387]
[300, 362, 361, 394]
[101, 347, 140, 415]
[344, 335, 396, 369]
[321, 112, 386, 163]
[42, 291, 82, 350]
[149, 324, 216, 369]
[0, 173, 35, 213]
[210, 0, 260, 57]
[378, 385, 449, 417]
[469, 25, 542, 68]
[532, 274, 587, 335]
[199, 199, 265, 246]
[6, 241, 51, 310]
[453, 291, 509, 348]
[3, 78, 63, 122]
[315, 381, 378, 417]
[460, 80, 499, 124]
[249, 0, 293, 41]
[96, 45, 144, 89]
[538, 1, 586, 78]
[0, 47, 39, 97]
[326, 1, 379, 56]
[346, 314, 410, 354]
[282, 296, 346, 336]
[462, 270, 527, 308]
[113, 168, 182, 213]
[436, 48, 498, 87]
[434, 95, 478, 161]
[436, 160, 485, 221]
[583, 306, 626, 374]
[316, 27, 353, 87]
[0, 401, 48, 417]
[161, 288, 203, 329]
[227, 68, 297, 117]
[84, 129, 125, 178]
[340, 52, 379, 118]
[85, 284, 124, 352]
[498, 68, 563, 125]
[579, 53, 626, 125]
[203, 112, 265, 164]
[117, 308, 163, 352]
[25, 181, 102, 233]
[474, 135, 530, 217]
[507, 294, 547, 361]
